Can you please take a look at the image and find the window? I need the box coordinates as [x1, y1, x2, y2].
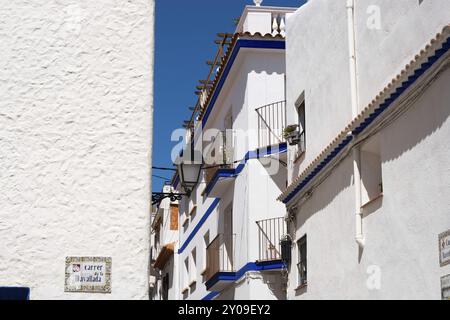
[154, 229, 160, 253]
[162, 274, 169, 300]
[169, 204, 179, 231]
[297, 235, 307, 287]
[181, 199, 189, 233]
[295, 93, 306, 156]
[189, 188, 198, 221]
[183, 258, 189, 293]
[190, 248, 197, 288]
[360, 136, 383, 207]
[189, 205, 197, 220]
[202, 231, 210, 277]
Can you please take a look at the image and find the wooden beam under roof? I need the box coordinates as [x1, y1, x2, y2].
[206, 60, 220, 66]
[214, 39, 232, 45]
[199, 80, 214, 85]
[196, 85, 211, 90]
[217, 33, 234, 38]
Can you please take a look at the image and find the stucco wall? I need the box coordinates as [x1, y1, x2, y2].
[285, 0, 450, 299]
[0, 0, 154, 299]
[177, 48, 287, 300]
[286, 0, 450, 184]
[286, 0, 353, 182]
[287, 67, 450, 300]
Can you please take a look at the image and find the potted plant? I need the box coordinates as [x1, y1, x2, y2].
[283, 125, 301, 146]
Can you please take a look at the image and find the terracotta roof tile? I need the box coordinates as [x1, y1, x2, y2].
[198, 32, 286, 120]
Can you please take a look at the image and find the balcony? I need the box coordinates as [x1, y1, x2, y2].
[205, 234, 236, 291]
[235, 6, 296, 37]
[152, 241, 175, 270]
[256, 100, 287, 149]
[256, 217, 286, 263]
[203, 130, 235, 197]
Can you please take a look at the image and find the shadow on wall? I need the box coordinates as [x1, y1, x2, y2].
[217, 286, 235, 300]
[295, 155, 354, 228]
[294, 63, 450, 227]
[381, 66, 450, 164]
[261, 273, 287, 300]
[259, 157, 288, 192]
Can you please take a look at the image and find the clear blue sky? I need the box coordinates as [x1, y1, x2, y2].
[153, 0, 305, 192]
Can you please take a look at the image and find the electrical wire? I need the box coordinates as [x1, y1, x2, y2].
[152, 174, 171, 181]
[152, 166, 177, 171]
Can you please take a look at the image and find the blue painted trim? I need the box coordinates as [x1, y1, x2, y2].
[202, 291, 220, 301]
[282, 35, 450, 205]
[202, 39, 286, 127]
[204, 143, 288, 196]
[205, 260, 285, 291]
[0, 287, 30, 300]
[177, 198, 220, 254]
[178, 143, 287, 254]
[203, 169, 236, 196]
[173, 175, 180, 189]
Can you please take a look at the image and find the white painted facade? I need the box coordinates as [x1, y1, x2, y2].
[0, 0, 154, 299]
[283, 0, 450, 299]
[150, 185, 180, 300]
[173, 5, 298, 301]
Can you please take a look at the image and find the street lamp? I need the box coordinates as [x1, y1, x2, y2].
[177, 145, 203, 196]
[151, 144, 203, 207]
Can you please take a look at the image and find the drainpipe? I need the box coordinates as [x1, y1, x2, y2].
[346, 0, 365, 248]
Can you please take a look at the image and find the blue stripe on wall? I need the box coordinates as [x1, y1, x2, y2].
[205, 260, 285, 291]
[179, 143, 288, 254]
[202, 291, 221, 301]
[204, 143, 288, 196]
[177, 198, 220, 254]
[202, 39, 285, 127]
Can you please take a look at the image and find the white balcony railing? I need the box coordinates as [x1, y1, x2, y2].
[235, 6, 296, 37]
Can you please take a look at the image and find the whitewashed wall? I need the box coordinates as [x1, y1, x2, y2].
[0, 0, 154, 299]
[178, 48, 287, 300]
[285, 0, 450, 299]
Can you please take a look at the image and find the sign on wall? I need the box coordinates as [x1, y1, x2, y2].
[441, 275, 450, 300]
[439, 230, 450, 267]
[65, 257, 112, 294]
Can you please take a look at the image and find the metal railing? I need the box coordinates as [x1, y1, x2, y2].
[256, 217, 287, 262]
[204, 130, 234, 186]
[256, 100, 287, 148]
[205, 234, 236, 280]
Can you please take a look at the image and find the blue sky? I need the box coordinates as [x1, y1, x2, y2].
[153, 0, 304, 191]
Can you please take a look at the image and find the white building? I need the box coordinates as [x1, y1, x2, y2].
[171, 4, 300, 300]
[279, 0, 450, 299]
[150, 184, 180, 300]
[0, 1, 154, 299]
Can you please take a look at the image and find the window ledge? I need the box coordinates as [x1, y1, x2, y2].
[189, 205, 197, 216]
[295, 283, 308, 291]
[361, 193, 383, 209]
[294, 150, 305, 164]
[189, 280, 197, 288]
